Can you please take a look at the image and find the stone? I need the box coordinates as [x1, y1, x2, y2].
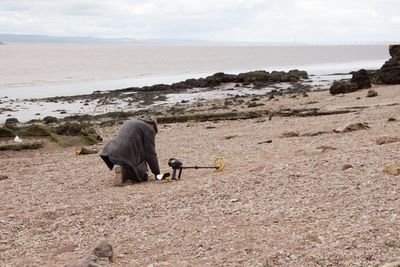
[4, 118, 19, 126]
[366, 89, 378, 97]
[350, 69, 371, 89]
[342, 164, 353, 171]
[334, 122, 369, 133]
[0, 175, 8, 181]
[384, 162, 400, 176]
[376, 136, 400, 145]
[381, 261, 400, 267]
[388, 118, 397, 122]
[329, 80, 358, 95]
[93, 241, 113, 259]
[248, 102, 258, 108]
[75, 147, 99, 155]
[43, 116, 58, 124]
[75, 241, 113, 267]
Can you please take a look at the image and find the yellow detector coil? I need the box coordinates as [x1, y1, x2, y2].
[214, 157, 226, 172]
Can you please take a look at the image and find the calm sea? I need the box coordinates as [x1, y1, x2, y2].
[0, 44, 390, 99]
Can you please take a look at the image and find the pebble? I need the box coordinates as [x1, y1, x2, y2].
[230, 198, 239, 202]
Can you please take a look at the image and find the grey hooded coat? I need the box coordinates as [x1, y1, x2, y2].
[100, 119, 160, 179]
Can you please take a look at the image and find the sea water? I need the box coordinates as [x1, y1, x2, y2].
[0, 44, 390, 122]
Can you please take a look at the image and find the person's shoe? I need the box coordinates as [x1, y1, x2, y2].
[114, 166, 123, 187]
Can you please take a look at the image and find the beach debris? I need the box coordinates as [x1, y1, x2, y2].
[280, 131, 299, 138]
[224, 135, 238, 140]
[257, 140, 272, 145]
[342, 164, 353, 171]
[383, 162, 400, 176]
[74, 240, 113, 267]
[334, 122, 369, 133]
[75, 147, 99, 155]
[13, 135, 22, 143]
[316, 145, 337, 153]
[367, 89, 378, 97]
[376, 136, 400, 145]
[0, 175, 8, 181]
[302, 131, 329, 137]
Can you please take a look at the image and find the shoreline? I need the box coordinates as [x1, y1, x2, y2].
[1, 68, 351, 124]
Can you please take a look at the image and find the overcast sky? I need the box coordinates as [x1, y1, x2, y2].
[0, 0, 398, 43]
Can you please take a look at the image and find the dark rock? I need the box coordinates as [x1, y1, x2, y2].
[247, 102, 259, 108]
[56, 122, 83, 136]
[0, 175, 8, 181]
[388, 118, 397, 122]
[329, 81, 358, 95]
[366, 70, 381, 84]
[43, 116, 58, 124]
[389, 44, 400, 57]
[288, 69, 308, 79]
[350, 69, 371, 89]
[224, 100, 233, 106]
[366, 89, 378, 97]
[378, 45, 400, 84]
[5, 118, 18, 126]
[378, 56, 400, 84]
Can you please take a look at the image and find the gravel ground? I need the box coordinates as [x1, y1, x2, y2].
[1, 84, 400, 266]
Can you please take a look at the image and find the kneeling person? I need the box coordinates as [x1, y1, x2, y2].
[100, 116, 160, 185]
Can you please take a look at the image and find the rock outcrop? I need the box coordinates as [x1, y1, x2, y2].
[378, 44, 400, 84]
[330, 69, 371, 95]
[329, 81, 358, 95]
[350, 69, 371, 89]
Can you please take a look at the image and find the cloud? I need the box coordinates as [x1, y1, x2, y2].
[0, 0, 398, 42]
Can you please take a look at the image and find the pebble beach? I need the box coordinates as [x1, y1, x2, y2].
[1, 82, 400, 266]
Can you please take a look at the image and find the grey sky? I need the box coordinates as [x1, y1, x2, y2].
[0, 0, 398, 43]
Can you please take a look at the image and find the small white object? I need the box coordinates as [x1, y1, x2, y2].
[13, 135, 22, 143]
